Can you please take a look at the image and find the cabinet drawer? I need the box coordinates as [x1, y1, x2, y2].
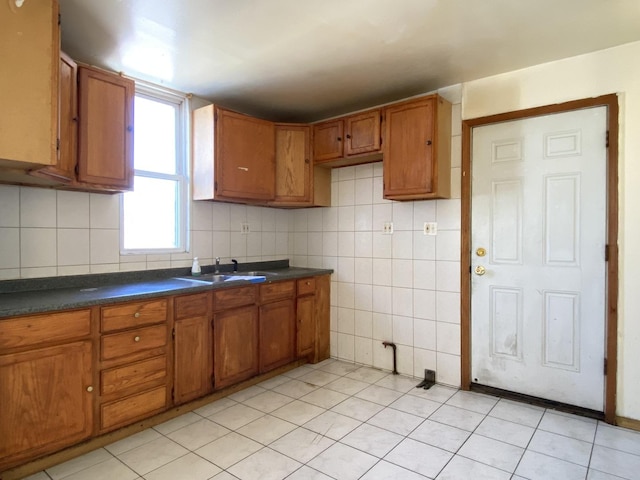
[213, 285, 256, 311]
[175, 292, 210, 320]
[101, 299, 168, 332]
[100, 385, 166, 431]
[259, 280, 295, 303]
[0, 310, 91, 350]
[101, 325, 167, 361]
[297, 277, 316, 296]
[101, 355, 167, 396]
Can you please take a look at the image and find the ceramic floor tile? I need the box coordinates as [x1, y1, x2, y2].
[317, 360, 361, 376]
[153, 412, 202, 435]
[429, 404, 486, 431]
[308, 358, 337, 370]
[346, 366, 389, 384]
[587, 470, 629, 479]
[273, 379, 320, 398]
[23, 473, 51, 480]
[166, 418, 231, 450]
[407, 384, 457, 403]
[528, 429, 593, 466]
[297, 369, 342, 387]
[409, 419, 471, 453]
[308, 442, 379, 480]
[340, 423, 404, 457]
[375, 374, 420, 393]
[389, 394, 441, 417]
[487, 398, 544, 428]
[143, 452, 221, 480]
[256, 374, 291, 390]
[366, 407, 423, 436]
[595, 422, 640, 456]
[282, 365, 316, 379]
[457, 434, 524, 473]
[210, 471, 241, 480]
[538, 410, 598, 442]
[236, 414, 298, 445]
[117, 436, 189, 476]
[331, 397, 385, 422]
[241, 390, 294, 413]
[475, 415, 535, 448]
[325, 376, 370, 396]
[300, 387, 350, 409]
[360, 460, 428, 480]
[304, 411, 363, 440]
[46, 448, 114, 479]
[285, 465, 334, 479]
[271, 399, 325, 425]
[208, 403, 264, 430]
[227, 447, 302, 480]
[193, 397, 238, 418]
[384, 438, 452, 478]
[270, 427, 335, 463]
[436, 455, 511, 480]
[515, 450, 588, 480]
[57, 458, 138, 480]
[589, 444, 640, 479]
[355, 385, 404, 406]
[195, 432, 262, 470]
[446, 390, 499, 415]
[228, 385, 267, 403]
[105, 429, 163, 456]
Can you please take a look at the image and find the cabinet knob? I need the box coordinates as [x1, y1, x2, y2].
[306, 281, 310, 286]
[134, 336, 141, 342]
[346, 134, 351, 139]
[134, 312, 141, 318]
[426, 140, 432, 146]
[86, 386, 94, 393]
[337, 137, 342, 141]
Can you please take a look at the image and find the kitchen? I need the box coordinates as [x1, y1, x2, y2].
[1, 1, 640, 479]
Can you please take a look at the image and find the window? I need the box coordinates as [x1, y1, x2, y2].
[121, 85, 188, 253]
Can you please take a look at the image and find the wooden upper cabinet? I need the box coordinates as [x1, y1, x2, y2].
[0, 0, 59, 169]
[345, 109, 381, 156]
[192, 105, 275, 202]
[77, 65, 134, 191]
[313, 119, 344, 163]
[383, 95, 451, 200]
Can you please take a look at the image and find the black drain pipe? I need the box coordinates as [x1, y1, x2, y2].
[382, 341, 398, 375]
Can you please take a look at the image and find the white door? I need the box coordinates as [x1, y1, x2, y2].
[470, 107, 607, 411]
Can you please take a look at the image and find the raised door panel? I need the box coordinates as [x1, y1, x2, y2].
[272, 124, 312, 205]
[77, 66, 133, 189]
[313, 275, 331, 363]
[213, 305, 259, 389]
[0, 341, 93, 471]
[345, 109, 381, 156]
[174, 316, 212, 404]
[259, 299, 295, 373]
[296, 295, 315, 359]
[100, 385, 166, 432]
[215, 107, 275, 201]
[313, 120, 344, 163]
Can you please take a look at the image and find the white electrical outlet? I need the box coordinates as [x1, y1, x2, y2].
[241, 223, 250, 234]
[423, 222, 438, 235]
[383, 222, 394, 234]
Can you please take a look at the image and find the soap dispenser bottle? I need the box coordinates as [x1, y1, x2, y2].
[191, 257, 201, 276]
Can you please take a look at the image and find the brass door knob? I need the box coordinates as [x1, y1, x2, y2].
[134, 336, 141, 342]
[86, 386, 93, 392]
[476, 247, 486, 257]
[134, 312, 141, 318]
[474, 265, 486, 276]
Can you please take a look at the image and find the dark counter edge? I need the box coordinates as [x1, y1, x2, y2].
[0, 259, 333, 319]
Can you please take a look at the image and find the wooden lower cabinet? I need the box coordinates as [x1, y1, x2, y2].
[296, 294, 315, 359]
[213, 305, 259, 389]
[260, 299, 295, 372]
[0, 341, 93, 471]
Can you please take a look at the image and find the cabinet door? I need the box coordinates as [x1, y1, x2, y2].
[259, 299, 295, 373]
[0, 341, 93, 471]
[313, 119, 344, 163]
[345, 109, 381, 156]
[383, 96, 451, 200]
[213, 305, 259, 389]
[174, 316, 212, 404]
[272, 124, 312, 205]
[216, 107, 275, 201]
[296, 295, 315, 359]
[77, 66, 134, 190]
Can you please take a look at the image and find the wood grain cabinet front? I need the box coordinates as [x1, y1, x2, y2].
[259, 281, 295, 373]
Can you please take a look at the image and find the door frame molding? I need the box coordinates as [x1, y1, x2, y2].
[460, 94, 619, 423]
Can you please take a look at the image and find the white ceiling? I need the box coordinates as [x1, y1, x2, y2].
[58, 0, 640, 122]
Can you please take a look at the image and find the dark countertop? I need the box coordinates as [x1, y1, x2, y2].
[0, 260, 332, 319]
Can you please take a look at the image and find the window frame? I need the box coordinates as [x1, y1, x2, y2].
[120, 83, 190, 255]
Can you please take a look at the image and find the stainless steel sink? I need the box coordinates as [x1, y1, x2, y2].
[234, 271, 279, 276]
[173, 274, 233, 284]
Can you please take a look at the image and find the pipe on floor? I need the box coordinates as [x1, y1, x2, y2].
[382, 341, 398, 375]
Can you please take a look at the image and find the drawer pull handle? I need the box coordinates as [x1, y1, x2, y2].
[134, 312, 141, 318]
[134, 336, 141, 342]
[86, 386, 93, 393]
[306, 281, 310, 286]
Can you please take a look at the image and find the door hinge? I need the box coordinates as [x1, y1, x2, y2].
[214, 181, 218, 192]
[171, 387, 175, 402]
[58, 13, 61, 26]
[56, 138, 60, 151]
[605, 244, 609, 262]
[604, 358, 608, 375]
[606, 130, 610, 148]
[172, 327, 176, 340]
[211, 374, 215, 388]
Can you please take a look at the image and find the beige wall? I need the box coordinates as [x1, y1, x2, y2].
[462, 41, 640, 420]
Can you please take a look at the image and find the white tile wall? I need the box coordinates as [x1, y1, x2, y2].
[0, 94, 462, 388]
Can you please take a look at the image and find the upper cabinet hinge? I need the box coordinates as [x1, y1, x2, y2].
[56, 138, 60, 151]
[171, 328, 176, 339]
[606, 130, 610, 148]
[604, 358, 608, 375]
[605, 244, 609, 262]
[58, 13, 61, 26]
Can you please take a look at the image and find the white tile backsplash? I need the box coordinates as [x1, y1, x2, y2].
[0, 185, 20, 227]
[21, 188, 57, 228]
[89, 193, 119, 229]
[57, 229, 90, 266]
[57, 191, 90, 228]
[0, 228, 20, 268]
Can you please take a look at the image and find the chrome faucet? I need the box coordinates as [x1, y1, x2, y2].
[215, 257, 220, 273]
